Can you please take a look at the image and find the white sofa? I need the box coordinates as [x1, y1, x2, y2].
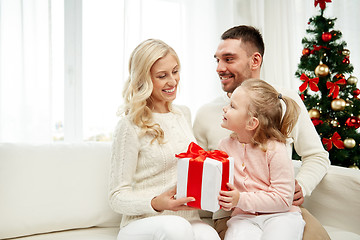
[0, 142, 359, 240]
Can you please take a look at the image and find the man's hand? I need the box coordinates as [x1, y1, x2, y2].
[151, 187, 195, 212]
[218, 183, 239, 211]
[293, 180, 304, 206]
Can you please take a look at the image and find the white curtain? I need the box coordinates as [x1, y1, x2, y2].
[0, 0, 359, 143]
[232, 0, 360, 89]
[0, 0, 54, 142]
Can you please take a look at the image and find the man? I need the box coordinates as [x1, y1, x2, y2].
[193, 25, 331, 240]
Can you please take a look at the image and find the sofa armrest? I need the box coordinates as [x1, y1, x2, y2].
[302, 165, 360, 235]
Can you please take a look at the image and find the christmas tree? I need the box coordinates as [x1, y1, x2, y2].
[295, 0, 360, 168]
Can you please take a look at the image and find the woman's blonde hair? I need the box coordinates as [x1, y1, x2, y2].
[237, 78, 300, 150]
[121, 39, 180, 143]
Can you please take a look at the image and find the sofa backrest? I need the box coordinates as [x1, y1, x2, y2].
[0, 142, 121, 239]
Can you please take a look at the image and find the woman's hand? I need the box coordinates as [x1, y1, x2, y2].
[218, 183, 239, 211]
[151, 187, 195, 212]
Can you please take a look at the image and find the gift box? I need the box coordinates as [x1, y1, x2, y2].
[176, 142, 234, 212]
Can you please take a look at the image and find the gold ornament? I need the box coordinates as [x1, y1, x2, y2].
[349, 164, 359, 170]
[308, 109, 320, 119]
[344, 138, 356, 149]
[330, 119, 339, 127]
[342, 49, 350, 56]
[347, 75, 358, 85]
[315, 63, 330, 77]
[331, 98, 346, 111]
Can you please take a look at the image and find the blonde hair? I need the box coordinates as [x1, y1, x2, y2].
[122, 39, 180, 143]
[236, 79, 300, 150]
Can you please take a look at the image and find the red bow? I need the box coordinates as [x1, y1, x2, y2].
[314, 0, 332, 10]
[299, 73, 319, 92]
[310, 45, 329, 54]
[322, 132, 344, 151]
[176, 142, 229, 209]
[326, 79, 346, 99]
[312, 119, 323, 126]
[175, 142, 229, 162]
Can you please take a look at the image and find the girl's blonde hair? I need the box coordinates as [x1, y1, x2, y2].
[122, 39, 180, 143]
[238, 78, 300, 150]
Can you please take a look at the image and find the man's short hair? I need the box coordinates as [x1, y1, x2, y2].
[221, 25, 265, 57]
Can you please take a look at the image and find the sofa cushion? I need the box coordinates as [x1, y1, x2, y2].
[325, 226, 360, 240]
[302, 165, 360, 236]
[7, 227, 119, 240]
[0, 142, 121, 239]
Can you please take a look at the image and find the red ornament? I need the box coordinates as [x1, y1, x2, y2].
[353, 89, 360, 98]
[315, 0, 332, 10]
[346, 117, 360, 129]
[302, 48, 310, 56]
[343, 56, 350, 64]
[322, 32, 332, 42]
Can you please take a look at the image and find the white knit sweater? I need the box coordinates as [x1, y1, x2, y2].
[109, 105, 200, 228]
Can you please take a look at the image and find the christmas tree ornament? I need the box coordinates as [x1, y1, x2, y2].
[309, 109, 321, 119]
[344, 138, 356, 149]
[326, 79, 346, 99]
[349, 164, 359, 170]
[322, 32, 332, 42]
[315, 63, 330, 77]
[347, 75, 358, 85]
[330, 119, 339, 127]
[322, 131, 344, 151]
[314, 0, 332, 10]
[331, 98, 346, 111]
[353, 89, 360, 98]
[299, 73, 319, 92]
[302, 48, 310, 56]
[345, 116, 360, 129]
[312, 119, 324, 126]
[342, 49, 350, 56]
[334, 73, 345, 80]
[342, 56, 350, 64]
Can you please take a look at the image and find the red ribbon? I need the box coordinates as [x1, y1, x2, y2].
[312, 119, 323, 126]
[175, 142, 229, 209]
[299, 73, 319, 92]
[322, 132, 344, 151]
[314, 0, 332, 10]
[310, 45, 329, 54]
[326, 79, 346, 99]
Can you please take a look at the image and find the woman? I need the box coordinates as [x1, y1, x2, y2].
[109, 39, 220, 240]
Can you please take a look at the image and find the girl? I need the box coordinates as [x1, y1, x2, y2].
[218, 78, 305, 240]
[108, 39, 219, 240]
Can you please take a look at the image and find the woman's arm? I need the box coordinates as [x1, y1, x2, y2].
[108, 117, 157, 215]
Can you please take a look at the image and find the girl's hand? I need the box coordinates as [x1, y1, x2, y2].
[218, 183, 239, 211]
[151, 186, 195, 212]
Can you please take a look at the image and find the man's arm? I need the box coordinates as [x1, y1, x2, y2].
[284, 88, 330, 197]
